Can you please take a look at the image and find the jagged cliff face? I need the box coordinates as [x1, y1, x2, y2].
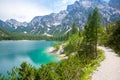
[109, 0, 120, 10]
[0, 0, 120, 35]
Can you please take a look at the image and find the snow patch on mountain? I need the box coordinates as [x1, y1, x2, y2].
[53, 23, 61, 26]
[65, 27, 72, 34]
[24, 31, 27, 34]
[43, 33, 52, 37]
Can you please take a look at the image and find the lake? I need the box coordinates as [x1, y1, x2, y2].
[0, 40, 59, 76]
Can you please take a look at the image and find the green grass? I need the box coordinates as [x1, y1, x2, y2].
[80, 49, 105, 80]
[53, 43, 61, 50]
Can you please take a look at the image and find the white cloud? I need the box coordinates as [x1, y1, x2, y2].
[62, 0, 78, 4]
[0, 0, 52, 22]
[0, 0, 78, 22]
[53, 0, 78, 12]
[62, 0, 69, 4]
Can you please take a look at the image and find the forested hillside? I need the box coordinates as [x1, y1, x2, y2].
[0, 27, 11, 40]
[107, 20, 120, 55]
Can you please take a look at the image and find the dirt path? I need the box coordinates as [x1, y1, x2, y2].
[92, 46, 120, 80]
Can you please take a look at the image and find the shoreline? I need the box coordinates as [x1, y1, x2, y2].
[47, 45, 68, 60]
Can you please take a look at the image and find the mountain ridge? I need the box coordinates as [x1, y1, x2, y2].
[109, 0, 120, 10]
[0, 0, 120, 35]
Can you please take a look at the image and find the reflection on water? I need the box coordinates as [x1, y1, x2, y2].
[0, 40, 59, 76]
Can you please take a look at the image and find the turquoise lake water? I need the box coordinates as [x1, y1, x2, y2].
[0, 40, 59, 76]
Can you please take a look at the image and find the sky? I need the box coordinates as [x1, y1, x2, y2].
[0, 0, 110, 22]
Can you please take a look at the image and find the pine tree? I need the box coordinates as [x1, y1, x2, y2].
[85, 7, 101, 58]
[71, 23, 78, 34]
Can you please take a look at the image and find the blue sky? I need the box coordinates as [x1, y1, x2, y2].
[0, 0, 110, 22]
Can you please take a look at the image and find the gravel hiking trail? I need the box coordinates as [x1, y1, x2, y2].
[92, 46, 120, 80]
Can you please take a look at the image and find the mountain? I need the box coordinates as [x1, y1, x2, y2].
[6, 19, 27, 29]
[28, 10, 68, 35]
[0, 20, 13, 32]
[5, 19, 30, 34]
[1, 0, 120, 35]
[109, 0, 120, 10]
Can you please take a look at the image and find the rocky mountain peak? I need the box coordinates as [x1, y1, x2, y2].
[6, 19, 28, 29]
[109, 0, 120, 10]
